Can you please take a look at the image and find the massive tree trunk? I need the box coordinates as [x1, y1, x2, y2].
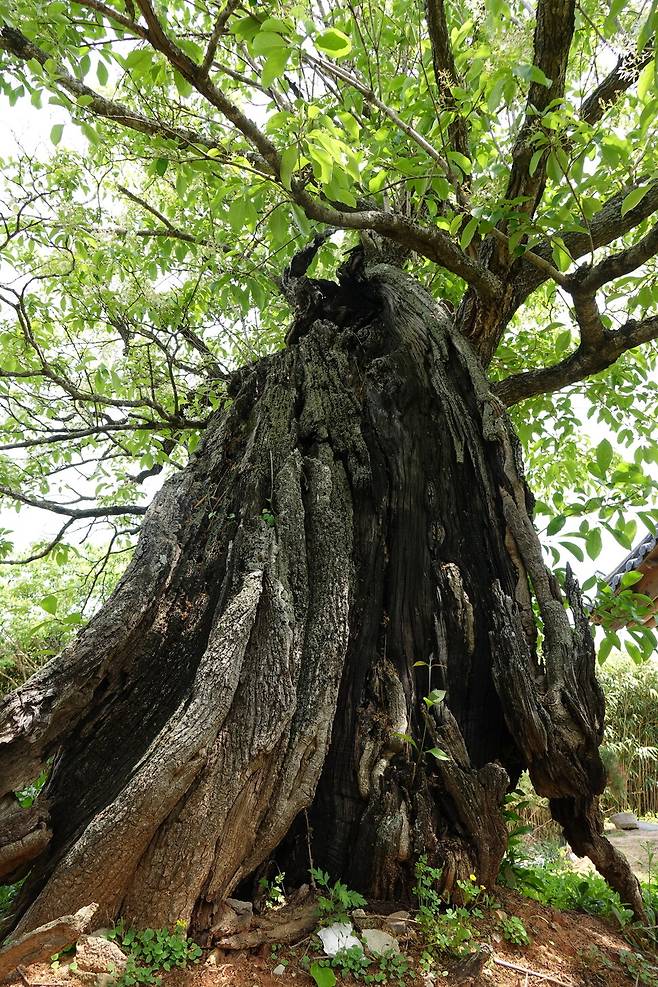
[0, 261, 644, 939]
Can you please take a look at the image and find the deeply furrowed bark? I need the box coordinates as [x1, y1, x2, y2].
[0, 262, 644, 939]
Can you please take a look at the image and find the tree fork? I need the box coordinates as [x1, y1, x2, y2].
[0, 265, 643, 938]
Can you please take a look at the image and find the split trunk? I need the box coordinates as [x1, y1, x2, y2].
[0, 262, 643, 939]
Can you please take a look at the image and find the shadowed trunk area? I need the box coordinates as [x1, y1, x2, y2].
[0, 262, 645, 940]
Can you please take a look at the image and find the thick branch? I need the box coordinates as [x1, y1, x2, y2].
[514, 180, 658, 305]
[495, 314, 658, 405]
[503, 0, 576, 216]
[566, 220, 658, 292]
[201, 0, 241, 76]
[0, 421, 173, 451]
[424, 0, 470, 160]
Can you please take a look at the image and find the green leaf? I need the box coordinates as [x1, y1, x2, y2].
[173, 71, 193, 98]
[96, 60, 109, 86]
[460, 216, 478, 250]
[586, 527, 602, 560]
[50, 123, 64, 145]
[427, 747, 450, 761]
[551, 237, 572, 271]
[547, 514, 566, 535]
[310, 964, 337, 987]
[447, 150, 472, 175]
[620, 570, 644, 588]
[252, 31, 287, 54]
[261, 47, 290, 87]
[621, 184, 650, 217]
[154, 157, 169, 176]
[280, 145, 298, 190]
[597, 635, 614, 664]
[39, 595, 58, 615]
[595, 438, 613, 473]
[232, 15, 262, 41]
[528, 149, 543, 176]
[423, 688, 446, 707]
[514, 63, 552, 87]
[315, 28, 352, 57]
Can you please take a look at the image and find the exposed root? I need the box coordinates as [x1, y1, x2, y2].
[214, 902, 318, 951]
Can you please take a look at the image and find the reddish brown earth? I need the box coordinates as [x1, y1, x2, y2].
[15, 887, 657, 987]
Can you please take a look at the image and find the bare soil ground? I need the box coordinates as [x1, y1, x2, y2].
[19, 886, 656, 987]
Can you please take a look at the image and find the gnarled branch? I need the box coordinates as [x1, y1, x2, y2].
[494, 314, 658, 406]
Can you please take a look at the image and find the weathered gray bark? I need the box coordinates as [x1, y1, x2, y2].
[0, 262, 644, 939]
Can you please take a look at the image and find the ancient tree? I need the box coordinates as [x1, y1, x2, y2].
[0, 0, 657, 937]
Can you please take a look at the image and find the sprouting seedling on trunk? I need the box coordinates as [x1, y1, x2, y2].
[261, 505, 276, 527]
[399, 657, 450, 786]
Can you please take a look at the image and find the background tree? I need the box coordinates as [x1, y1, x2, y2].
[0, 0, 657, 939]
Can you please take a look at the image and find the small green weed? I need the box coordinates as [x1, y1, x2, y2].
[413, 857, 481, 962]
[498, 915, 530, 946]
[308, 946, 413, 985]
[15, 766, 49, 809]
[0, 880, 22, 919]
[259, 870, 286, 909]
[578, 943, 617, 976]
[310, 868, 367, 924]
[618, 949, 658, 986]
[106, 920, 201, 986]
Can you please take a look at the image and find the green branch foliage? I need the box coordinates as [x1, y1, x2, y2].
[0, 0, 655, 589]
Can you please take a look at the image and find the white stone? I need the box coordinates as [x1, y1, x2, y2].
[317, 923, 362, 956]
[361, 929, 400, 956]
[273, 964, 286, 975]
[610, 811, 639, 830]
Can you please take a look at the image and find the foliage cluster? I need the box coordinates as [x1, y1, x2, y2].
[413, 856, 506, 966]
[258, 870, 286, 910]
[104, 920, 202, 986]
[311, 867, 368, 925]
[305, 946, 413, 987]
[0, 550, 125, 696]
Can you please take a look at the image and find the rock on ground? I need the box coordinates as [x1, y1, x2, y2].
[75, 936, 127, 975]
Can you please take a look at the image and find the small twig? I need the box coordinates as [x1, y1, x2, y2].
[304, 809, 316, 886]
[493, 957, 574, 985]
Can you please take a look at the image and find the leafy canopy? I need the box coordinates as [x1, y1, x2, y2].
[0, 0, 657, 659]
